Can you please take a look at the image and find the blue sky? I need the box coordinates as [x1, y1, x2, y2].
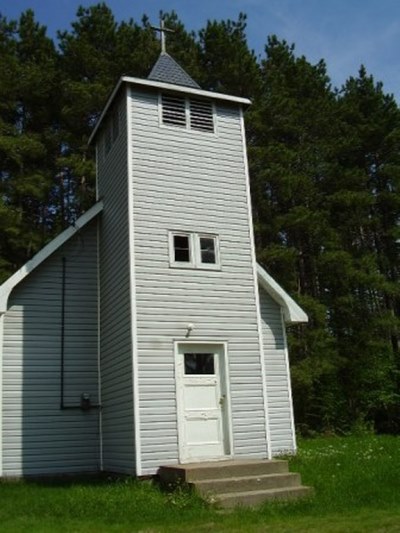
[1, 0, 399, 101]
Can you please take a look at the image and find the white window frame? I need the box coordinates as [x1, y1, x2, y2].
[159, 93, 216, 135]
[195, 234, 220, 270]
[169, 231, 195, 268]
[169, 231, 220, 270]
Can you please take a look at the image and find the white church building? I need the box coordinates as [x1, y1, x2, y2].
[0, 49, 307, 477]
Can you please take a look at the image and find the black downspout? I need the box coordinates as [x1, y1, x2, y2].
[60, 256, 101, 410]
[60, 257, 79, 409]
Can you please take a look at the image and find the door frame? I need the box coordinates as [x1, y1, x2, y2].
[174, 340, 233, 464]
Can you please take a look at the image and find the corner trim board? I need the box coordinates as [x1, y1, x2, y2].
[239, 106, 272, 459]
[127, 86, 142, 476]
[281, 308, 297, 453]
[96, 218, 104, 470]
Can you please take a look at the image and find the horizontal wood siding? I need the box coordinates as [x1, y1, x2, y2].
[97, 93, 135, 474]
[2, 221, 100, 476]
[259, 287, 295, 454]
[130, 88, 267, 474]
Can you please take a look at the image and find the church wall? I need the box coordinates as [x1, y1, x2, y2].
[259, 287, 296, 454]
[97, 93, 136, 474]
[2, 221, 100, 476]
[129, 87, 268, 475]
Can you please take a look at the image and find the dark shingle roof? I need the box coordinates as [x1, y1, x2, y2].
[148, 53, 200, 89]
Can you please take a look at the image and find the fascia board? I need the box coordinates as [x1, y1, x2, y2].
[88, 76, 251, 145]
[0, 201, 104, 313]
[257, 263, 308, 324]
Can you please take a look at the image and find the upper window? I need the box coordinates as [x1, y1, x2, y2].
[169, 232, 220, 269]
[173, 234, 191, 263]
[161, 94, 215, 133]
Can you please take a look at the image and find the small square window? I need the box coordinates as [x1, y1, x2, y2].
[173, 234, 191, 263]
[184, 353, 215, 374]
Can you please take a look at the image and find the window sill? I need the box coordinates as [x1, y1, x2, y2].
[170, 262, 221, 271]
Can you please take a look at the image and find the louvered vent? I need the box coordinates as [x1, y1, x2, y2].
[190, 99, 214, 132]
[162, 94, 186, 127]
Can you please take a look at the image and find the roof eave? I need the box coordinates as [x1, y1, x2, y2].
[88, 76, 252, 145]
[257, 263, 308, 324]
[0, 201, 104, 314]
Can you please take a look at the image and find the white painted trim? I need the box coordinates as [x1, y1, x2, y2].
[169, 231, 221, 270]
[95, 144, 99, 202]
[281, 308, 297, 454]
[127, 86, 142, 476]
[88, 76, 250, 145]
[168, 230, 195, 268]
[0, 312, 4, 476]
[96, 218, 103, 471]
[95, 142, 103, 471]
[256, 264, 308, 324]
[196, 234, 220, 270]
[239, 106, 272, 459]
[0, 201, 104, 314]
[174, 340, 233, 463]
[221, 341, 234, 458]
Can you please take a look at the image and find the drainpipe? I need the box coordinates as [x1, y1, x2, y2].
[60, 257, 101, 411]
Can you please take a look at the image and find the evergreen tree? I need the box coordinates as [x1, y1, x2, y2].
[0, 10, 60, 281]
[248, 36, 345, 431]
[329, 68, 400, 431]
[198, 13, 261, 97]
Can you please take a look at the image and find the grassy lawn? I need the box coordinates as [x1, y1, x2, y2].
[1, 435, 400, 532]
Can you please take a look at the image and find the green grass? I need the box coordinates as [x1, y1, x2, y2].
[1, 435, 400, 532]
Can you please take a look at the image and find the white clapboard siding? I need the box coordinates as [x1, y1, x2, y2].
[97, 94, 135, 475]
[129, 88, 267, 475]
[2, 221, 100, 476]
[259, 287, 296, 455]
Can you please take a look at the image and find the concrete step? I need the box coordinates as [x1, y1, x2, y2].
[215, 485, 314, 508]
[159, 459, 289, 484]
[195, 472, 301, 495]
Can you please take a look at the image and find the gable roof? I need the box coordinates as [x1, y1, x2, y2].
[148, 52, 200, 89]
[0, 201, 103, 313]
[257, 264, 308, 324]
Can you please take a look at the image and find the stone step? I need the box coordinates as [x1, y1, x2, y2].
[194, 472, 301, 495]
[215, 485, 313, 508]
[159, 459, 289, 484]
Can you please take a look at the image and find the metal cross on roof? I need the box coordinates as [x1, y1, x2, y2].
[151, 17, 174, 54]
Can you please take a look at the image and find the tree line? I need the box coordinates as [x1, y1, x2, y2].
[1, 3, 399, 434]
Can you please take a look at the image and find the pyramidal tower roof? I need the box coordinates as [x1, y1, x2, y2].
[148, 52, 200, 89]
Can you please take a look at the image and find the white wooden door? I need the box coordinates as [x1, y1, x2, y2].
[176, 343, 229, 462]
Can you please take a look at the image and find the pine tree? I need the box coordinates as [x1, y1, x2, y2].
[328, 67, 400, 431]
[198, 13, 261, 97]
[248, 36, 344, 431]
[0, 10, 60, 280]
